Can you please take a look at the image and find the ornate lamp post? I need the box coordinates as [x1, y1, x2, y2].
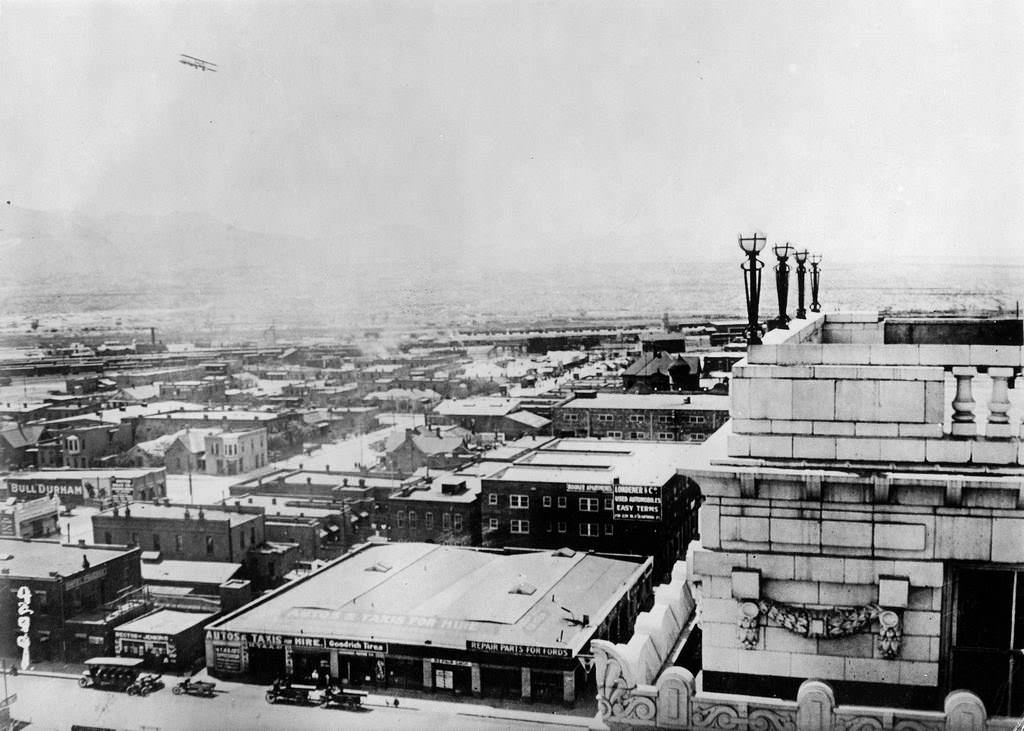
[773, 242, 793, 329]
[809, 254, 822, 313]
[738, 232, 767, 345]
[794, 249, 808, 319]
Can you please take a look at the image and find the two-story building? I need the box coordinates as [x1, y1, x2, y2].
[203, 428, 268, 475]
[386, 465, 497, 545]
[0, 538, 145, 664]
[551, 392, 729, 442]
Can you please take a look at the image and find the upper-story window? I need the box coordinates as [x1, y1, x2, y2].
[509, 495, 529, 509]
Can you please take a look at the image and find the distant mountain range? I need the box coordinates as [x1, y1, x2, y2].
[0, 206, 1018, 337]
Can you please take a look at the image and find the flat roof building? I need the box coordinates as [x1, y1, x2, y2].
[552, 392, 729, 443]
[206, 542, 653, 704]
[0, 538, 145, 664]
[480, 439, 705, 578]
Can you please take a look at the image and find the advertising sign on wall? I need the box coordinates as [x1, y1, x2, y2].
[7, 478, 86, 505]
[612, 484, 662, 522]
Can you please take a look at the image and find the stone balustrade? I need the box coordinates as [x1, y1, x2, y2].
[729, 312, 1024, 466]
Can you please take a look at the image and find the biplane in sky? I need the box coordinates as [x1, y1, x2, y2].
[179, 54, 217, 72]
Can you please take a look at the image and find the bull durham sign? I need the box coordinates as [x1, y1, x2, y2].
[7, 479, 85, 505]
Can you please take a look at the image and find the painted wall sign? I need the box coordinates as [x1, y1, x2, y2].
[236, 632, 387, 654]
[65, 567, 108, 591]
[612, 484, 662, 521]
[214, 645, 242, 672]
[110, 478, 135, 495]
[7, 479, 85, 504]
[466, 641, 572, 659]
[566, 483, 613, 494]
[208, 630, 241, 643]
[428, 657, 473, 667]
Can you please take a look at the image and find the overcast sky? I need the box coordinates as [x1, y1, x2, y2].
[1, 0, 1022, 265]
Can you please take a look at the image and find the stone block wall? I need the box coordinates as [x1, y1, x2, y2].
[729, 312, 1024, 466]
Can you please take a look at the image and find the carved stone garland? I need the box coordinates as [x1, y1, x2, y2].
[738, 599, 902, 659]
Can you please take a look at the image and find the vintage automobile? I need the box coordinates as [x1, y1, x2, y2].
[79, 657, 144, 692]
[321, 685, 368, 710]
[172, 678, 217, 698]
[126, 673, 163, 696]
[265, 678, 322, 705]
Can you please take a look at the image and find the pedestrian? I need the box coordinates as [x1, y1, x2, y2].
[311, 668, 319, 685]
[393, 698, 400, 708]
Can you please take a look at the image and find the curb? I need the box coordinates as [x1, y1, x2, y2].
[15, 670, 81, 681]
[454, 711, 594, 728]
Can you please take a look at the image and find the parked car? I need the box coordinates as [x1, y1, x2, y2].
[321, 685, 368, 710]
[265, 678, 322, 705]
[172, 678, 217, 698]
[79, 657, 144, 692]
[126, 673, 163, 696]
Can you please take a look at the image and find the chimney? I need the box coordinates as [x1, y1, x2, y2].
[150, 327, 156, 345]
[78, 539, 86, 547]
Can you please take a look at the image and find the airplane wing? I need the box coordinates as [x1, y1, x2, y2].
[179, 54, 218, 71]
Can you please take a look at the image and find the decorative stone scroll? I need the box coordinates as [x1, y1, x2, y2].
[737, 599, 902, 659]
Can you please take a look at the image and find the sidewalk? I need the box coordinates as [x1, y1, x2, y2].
[360, 692, 601, 728]
[189, 668, 604, 729]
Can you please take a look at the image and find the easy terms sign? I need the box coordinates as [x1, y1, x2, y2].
[612, 484, 661, 522]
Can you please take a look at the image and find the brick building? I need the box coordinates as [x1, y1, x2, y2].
[135, 409, 291, 441]
[158, 379, 227, 404]
[387, 467, 491, 545]
[621, 352, 701, 392]
[0, 538, 146, 663]
[93, 502, 264, 563]
[432, 397, 551, 438]
[92, 501, 304, 593]
[551, 392, 729, 442]
[384, 425, 474, 475]
[480, 439, 703, 579]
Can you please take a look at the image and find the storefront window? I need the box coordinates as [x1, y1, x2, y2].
[434, 668, 454, 690]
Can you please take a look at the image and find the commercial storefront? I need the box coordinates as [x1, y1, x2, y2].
[115, 609, 216, 672]
[206, 542, 652, 705]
